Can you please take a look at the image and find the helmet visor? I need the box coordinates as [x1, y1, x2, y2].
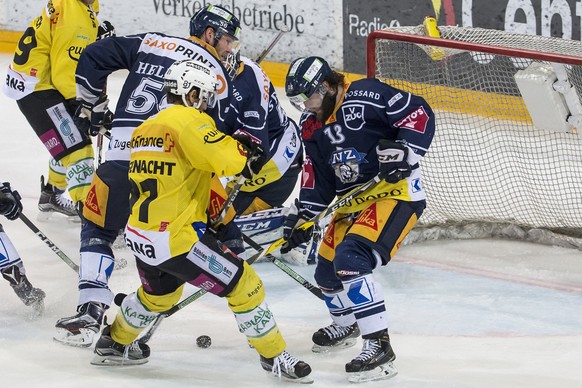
[289, 90, 325, 113]
[288, 93, 310, 112]
[204, 90, 217, 109]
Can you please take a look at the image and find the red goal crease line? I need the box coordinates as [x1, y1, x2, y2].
[398, 255, 582, 295]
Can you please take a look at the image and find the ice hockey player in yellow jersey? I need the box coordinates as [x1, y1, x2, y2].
[91, 59, 313, 384]
[2, 0, 103, 218]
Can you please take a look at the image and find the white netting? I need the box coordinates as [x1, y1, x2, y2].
[371, 25, 582, 249]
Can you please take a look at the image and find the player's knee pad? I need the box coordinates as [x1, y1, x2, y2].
[228, 266, 285, 358]
[111, 291, 159, 345]
[78, 249, 115, 306]
[60, 146, 95, 203]
[321, 288, 356, 327]
[242, 308, 286, 359]
[334, 238, 380, 280]
[314, 257, 343, 291]
[78, 251, 115, 290]
[342, 273, 387, 336]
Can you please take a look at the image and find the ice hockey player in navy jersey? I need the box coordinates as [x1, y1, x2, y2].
[284, 56, 435, 383]
[221, 52, 307, 263]
[54, 6, 238, 347]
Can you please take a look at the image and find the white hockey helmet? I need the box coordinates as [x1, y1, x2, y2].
[164, 59, 219, 109]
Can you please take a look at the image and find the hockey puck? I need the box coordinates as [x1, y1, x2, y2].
[196, 335, 212, 348]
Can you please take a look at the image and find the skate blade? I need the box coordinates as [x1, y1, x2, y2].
[312, 337, 358, 353]
[53, 328, 96, 348]
[36, 211, 80, 223]
[91, 354, 149, 366]
[267, 372, 314, 384]
[36, 211, 53, 222]
[347, 362, 398, 383]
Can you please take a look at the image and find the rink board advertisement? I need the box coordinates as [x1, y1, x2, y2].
[344, 0, 582, 74]
[0, 0, 343, 68]
[2, 0, 582, 74]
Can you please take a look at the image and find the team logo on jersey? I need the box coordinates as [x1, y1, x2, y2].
[67, 46, 84, 61]
[329, 148, 367, 184]
[394, 106, 430, 133]
[164, 133, 175, 152]
[341, 104, 365, 131]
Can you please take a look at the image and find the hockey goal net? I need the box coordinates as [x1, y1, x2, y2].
[367, 25, 582, 249]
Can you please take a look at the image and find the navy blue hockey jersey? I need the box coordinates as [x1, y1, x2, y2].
[298, 77, 435, 216]
[225, 56, 302, 192]
[75, 32, 232, 162]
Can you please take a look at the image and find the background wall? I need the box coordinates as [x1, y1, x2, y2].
[2, 0, 582, 77]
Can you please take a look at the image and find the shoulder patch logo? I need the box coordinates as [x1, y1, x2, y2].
[394, 106, 429, 133]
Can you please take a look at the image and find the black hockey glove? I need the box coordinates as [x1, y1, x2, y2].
[232, 132, 267, 179]
[280, 199, 314, 254]
[97, 20, 116, 40]
[376, 139, 412, 184]
[77, 94, 114, 137]
[0, 182, 23, 220]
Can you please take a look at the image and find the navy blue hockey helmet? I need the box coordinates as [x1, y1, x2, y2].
[285, 56, 333, 112]
[190, 5, 241, 41]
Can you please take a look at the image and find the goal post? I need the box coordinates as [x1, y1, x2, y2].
[367, 25, 582, 249]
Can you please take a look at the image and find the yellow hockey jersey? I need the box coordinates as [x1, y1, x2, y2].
[3, 0, 99, 100]
[125, 104, 248, 264]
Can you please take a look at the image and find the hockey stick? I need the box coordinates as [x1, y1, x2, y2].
[18, 212, 79, 272]
[255, 24, 289, 64]
[247, 173, 384, 263]
[137, 231, 268, 344]
[214, 174, 246, 226]
[241, 233, 323, 300]
[138, 175, 246, 343]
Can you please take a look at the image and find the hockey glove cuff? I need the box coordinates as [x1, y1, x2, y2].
[233, 131, 267, 179]
[281, 199, 314, 254]
[78, 94, 113, 137]
[376, 139, 412, 184]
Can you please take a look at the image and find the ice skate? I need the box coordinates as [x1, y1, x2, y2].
[311, 322, 360, 353]
[345, 331, 398, 383]
[91, 325, 150, 366]
[54, 302, 106, 347]
[37, 175, 79, 221]
[260, 350, 313, 384]
[2, 265, 46, 316]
